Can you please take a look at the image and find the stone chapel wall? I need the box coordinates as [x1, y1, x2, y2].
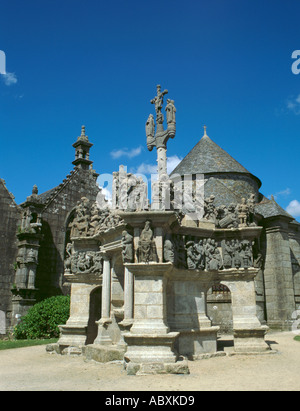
[0, 180, 21, 334]
[35, 169, 100, 301]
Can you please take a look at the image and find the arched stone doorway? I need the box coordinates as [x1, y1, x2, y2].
[206, 283, 233, 334]
[86, 286, 102, 345]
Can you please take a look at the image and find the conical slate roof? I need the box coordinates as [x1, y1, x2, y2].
[171, 130, 261, 187]
[255, 196, 294, 220]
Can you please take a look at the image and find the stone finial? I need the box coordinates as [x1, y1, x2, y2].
[203, 125, 208, 137]
[32, 185, 38, 196]
[78, 125, 88, 141]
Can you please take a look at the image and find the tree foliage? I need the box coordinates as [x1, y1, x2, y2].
[14, 295, 70, 340]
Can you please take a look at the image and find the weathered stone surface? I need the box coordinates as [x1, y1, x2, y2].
[83, 344, 125, 363]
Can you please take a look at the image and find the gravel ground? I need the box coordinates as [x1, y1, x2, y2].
[0, 331, 299, 391]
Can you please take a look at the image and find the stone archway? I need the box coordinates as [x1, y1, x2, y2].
[206, 283, 233, 334]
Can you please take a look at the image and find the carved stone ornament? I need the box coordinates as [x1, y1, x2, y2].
[137, 220, 157, 263]
[121, 230, 134, 263]
[65, 247, 103, 275]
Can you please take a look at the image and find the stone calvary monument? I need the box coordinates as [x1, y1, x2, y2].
[1, 85, 300, 375]
[48, 85, 286, 375]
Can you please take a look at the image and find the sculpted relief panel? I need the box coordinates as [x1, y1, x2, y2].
[164, 234, 256, 271]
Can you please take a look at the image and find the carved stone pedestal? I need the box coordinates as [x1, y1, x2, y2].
[233, 326, 270, 353]
[123, 262, 189, 375]
[57, 322, 87, 351]
[221, 269, 271, 353]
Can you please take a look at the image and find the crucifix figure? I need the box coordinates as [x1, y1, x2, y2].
[145, 84, 176, 180]
[150, 85, 168, 121]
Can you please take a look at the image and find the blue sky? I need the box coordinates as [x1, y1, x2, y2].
[0, 0, 300, 218]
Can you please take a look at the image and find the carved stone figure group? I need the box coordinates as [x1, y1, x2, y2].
[112, 166, 148, 211]
[64, 243, 103, 275]
[222, 239, 253, 269]
[163, 235, 254, 271]
[186, 238, 223, 271]
[205, 194, 257, 228]
[69, 197, 124, 238]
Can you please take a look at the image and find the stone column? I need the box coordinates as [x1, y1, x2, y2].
[168, 271, 219, 358]
[101, 255, 111, 320]
[263, 218, 296, 330]
[157, 147, 167, 178]
[222, 269, 270, 353]
[58, 283, 95, 349]
[94, 254, 112, 345]
[124, 263, 180, 367]
[123, 266, 134, 322]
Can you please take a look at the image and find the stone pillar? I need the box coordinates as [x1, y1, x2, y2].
[264, 218, 296, 330]
[58, 283, 95, 349]
[101, 256, 111, 320]
[222, 269, 270, 353]
[123, 266, 134, 322]
[157, 147, 167, 178]
[123, 263, 184, 374]
[94, 254, 112, 345]
[168, 272, 219, 358]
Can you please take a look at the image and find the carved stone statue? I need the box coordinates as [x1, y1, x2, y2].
[146, 114, 155, 151]
[163, 236, 175, 263]
[186, 241, 197, 269]
[240, 240, 253, 268]
[232, 239, 242, 268]
[137, 220, 157, 263]
[165, 99, 176, 124]
[223, 240, 233, 269]
[122, 231, 134, 263]
[70, 197, 90, 238]
[64, 242, 74, 273]
[88, 202, 101, 236]
[237, 198, 249, 227]
[194, 239, 205, 270]
[203, 195, 217, 222]
[217, 204, 239, 228]
[204, 239, 223, 271]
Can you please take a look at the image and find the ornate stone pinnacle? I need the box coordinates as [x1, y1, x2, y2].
[203, 125, 208, 137]
[78, 125, 88, 141]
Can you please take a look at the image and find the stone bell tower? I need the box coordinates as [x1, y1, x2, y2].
[72, 126, 94, 171]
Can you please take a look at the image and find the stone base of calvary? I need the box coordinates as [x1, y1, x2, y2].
[49, 86, 272, 375]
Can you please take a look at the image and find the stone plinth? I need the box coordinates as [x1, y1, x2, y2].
[57, 283, 96, 349]
[123, 262, 186, 374]
[124, 332, 179, 364]
[221, 269, 271, 353]
[168, 268, 219, 357]
[176, 327, 219, 359]
[233, 326, 270, 353]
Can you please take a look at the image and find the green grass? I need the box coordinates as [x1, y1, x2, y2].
[0, 338, 58, 351]
[294, 336, 300, 342]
